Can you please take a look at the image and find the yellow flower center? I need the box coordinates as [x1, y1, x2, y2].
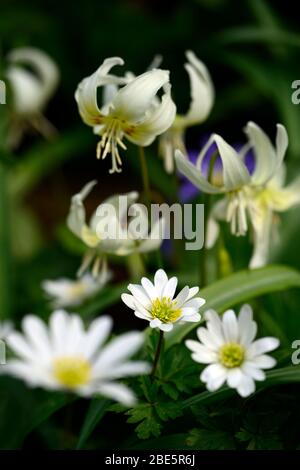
[151, 297, 181, 324]
[219, 343, 245, 368]
[53, 356, 91, 388]
[96, 117, 127, 174]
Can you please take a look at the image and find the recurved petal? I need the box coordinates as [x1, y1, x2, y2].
[112, 69, 170, 122]
[67, 180, 97, 237]
[213, 134, 250, 190]
[175, 150, 222, 194]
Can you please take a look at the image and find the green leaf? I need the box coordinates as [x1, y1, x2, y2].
[77, 282, 128, 319]
[126, 403, 161, 440]
[166, 265, 300, 348]
[186, 428, 236, 450]
[76, 399, 111, 449]
[182, 365, 300, 409]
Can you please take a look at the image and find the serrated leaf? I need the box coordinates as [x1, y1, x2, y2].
[186, 428, 236, 450]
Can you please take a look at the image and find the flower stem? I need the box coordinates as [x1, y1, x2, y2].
[151, 330, 164, 378]
[0, 161, 12, 319]
[138, 146, 151, 210]
[199, 151, 218, 287]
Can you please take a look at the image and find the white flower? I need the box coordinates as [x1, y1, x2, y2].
[0, 321, 13, 340]
[75, 57, 176, 173]
[186, 305, 279, 397]
[67, 180, 165, 276]
[176, 122, 300, 267]
[5, 311, 150, 405]
[159, 50, 214, 173]
[121, 269, 205, 332]
[42, 270, 111, 308]
[5, 47, 59, 147]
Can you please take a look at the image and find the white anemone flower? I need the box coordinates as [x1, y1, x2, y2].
[176, 122, 300, 267]
[67, 180, 165, 277]
[121, 269, 205, 332]
[0, 321, 13, 340]
[75, 57, 176, 173]
[186, 305, 279, 397]
[159, 50, 214, 173]
[42, 270, 111, 308]
[5, 311, 150, 405]
[5, 47, 59, 147]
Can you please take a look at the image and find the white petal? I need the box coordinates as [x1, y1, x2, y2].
[121, 293, 136, 310]
[247, 337, 280, 359]
[94, 361, 150, 380]
[49, 310, 69, 354]
[181, 313, 201, 323]
[158, 323, 173, 332]
[83, 316, 113, 360]
[96, 382, 136, 406]
[204, 309, 224, 345]
[226, 368, 243, 388]
[7, 333, 37, 362]
[236, 374, 256, 397]
[201, 363, 227, 388]
[127, 284, 151, 308]
[175, 150, 221, 195]
[238, 305, 257, 347]
[67, 180, 97, 237]
[174, 286, 190, 308]
[93, 331, 144, 370]
[247, 354, 276, 369]
[162, 277, 178, 300]
[112, 69, 170, 122]
[141, 278, 158, 300]
[22, 316, 51, 362]
[242, 362, 266, 381]
[186, 286, 199, 300]
[153, 269, 168, 297]
[213, 134, 250, 190]
[179, 50, 214, 126]
[134, 310, 152, 321]
[185, 339, 217, 363]
[221, 309, 239, 343]
[150, 319, 161, 329]
[197, 327, 220, 350]
[249, 208, 272, 269]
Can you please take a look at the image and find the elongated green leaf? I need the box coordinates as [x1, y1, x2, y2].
[76, 399, 111, 449]
[166, 265, 300, 348]
[182, 366, 300, 409]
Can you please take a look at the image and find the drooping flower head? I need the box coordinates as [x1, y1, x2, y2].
[122, 269, 205, 332]
[5, 311, 150, 405]
[5, 47, 59, 147]
[176, 122, 300, 267]
[159, 50, 214, 173]
[186, 305, 279, 397]
[42, 270, 111, 308]
[67, 180, 165, 277]
[75, 57, 176, 173]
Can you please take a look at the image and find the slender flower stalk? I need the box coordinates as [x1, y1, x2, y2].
[138, 146, 151, 209]
[151, 330, 164, 378]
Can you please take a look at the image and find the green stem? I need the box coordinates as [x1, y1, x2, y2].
[0, 161, 12, 319]
[151, 330, 164, 378]
[199, 152, 218, 287]
[138, 146, 151, 209]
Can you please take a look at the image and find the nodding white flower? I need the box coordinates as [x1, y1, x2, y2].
[42, 270, 111, 308]
[5, 47, 59, 148]
[5, 311, 150, 405]
[121, 269, 205, 332]
[186, 305, 279, 397]
[176, 122, 300, 267]
[67, 180, 165, 277]
[75, 57, 176, 173]
[159, 51, 214, 173]
[0, 321, 13, 340]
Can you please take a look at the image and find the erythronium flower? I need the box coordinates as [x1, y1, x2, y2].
[176, 122, 300, 267]
[5, 47, 59, 148]
[0, 321, 13, 340]
[67, 180, 165, 277]
[75, 57, 176, 173]
[186, 305, 279, 397]
[159, 51, 214, 173]
[121, 269, 205, 332]
[42, 270, 111, 308]
[4, 311, 150, 405]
